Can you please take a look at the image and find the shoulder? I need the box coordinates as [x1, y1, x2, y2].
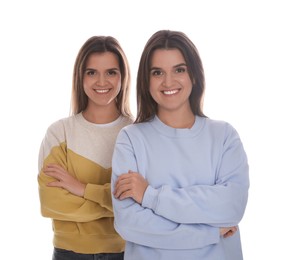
[121, 121, 149, 134]
[203, 117, 242, 145]
[43, 115, 78, 144]
[46, 115, 75, 132]
[39, 116, 74, 155]
[116, 121, 150, 143]
[204, 117, 236, 132]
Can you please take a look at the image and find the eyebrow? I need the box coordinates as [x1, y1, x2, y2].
[85, 67, 120, 71]
[150, 63, 187, 71]
[174, 63, 187, 68]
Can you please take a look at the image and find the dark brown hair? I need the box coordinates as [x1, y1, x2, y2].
[135, 30, 206, 123]
[71, 36, 131, 117]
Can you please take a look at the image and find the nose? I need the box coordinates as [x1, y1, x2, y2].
[162, 72, 173, 88]
[96, 74, 106, 86]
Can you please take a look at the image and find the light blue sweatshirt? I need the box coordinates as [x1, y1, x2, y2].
[111, 115, 249, 260]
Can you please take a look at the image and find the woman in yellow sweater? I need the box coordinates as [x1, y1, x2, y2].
[38, 36, 133, 260]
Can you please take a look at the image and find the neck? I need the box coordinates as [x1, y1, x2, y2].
[157, 109, 195, 129]
[82, 103, 120, 124]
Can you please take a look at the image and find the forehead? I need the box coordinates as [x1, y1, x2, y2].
[150, 49, 185, 67]
[86, 51, 119, 68]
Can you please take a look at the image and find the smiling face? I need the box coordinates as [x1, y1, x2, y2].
[149, 49, 193, 117]
[83, 51, 121, 111]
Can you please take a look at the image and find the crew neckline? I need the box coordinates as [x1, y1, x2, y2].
[77, 113, 124, 128]
[150, 115, 205, 138]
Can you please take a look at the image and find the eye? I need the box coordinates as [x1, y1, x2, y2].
[85, 70, 96, 76]
[107, 69, 119, 76]
[150, 69, 163, 77]
[175, 66, 186, 73]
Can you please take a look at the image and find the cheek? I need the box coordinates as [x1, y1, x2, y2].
[148, 83, 155, 95]
[112, 78, 122, 96]
[83, 76, 92, 88]
[149, 87, 159, 103]
[82, 85, 89, 97]
[115, 78, 122, 91]
[181, 78, 193, 92]
[82, 78, 93, 96]
[82, 80, 89, 92]
[149, 79, 158, 93]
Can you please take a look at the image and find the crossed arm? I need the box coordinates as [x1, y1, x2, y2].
[113, 171, 237, 238]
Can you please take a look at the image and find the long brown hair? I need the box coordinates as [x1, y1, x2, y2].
[71, 36, 131, 117]
[135, 30, 206, 123]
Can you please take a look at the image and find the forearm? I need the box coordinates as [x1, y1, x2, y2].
[142, 182, 249, 226]
[112, 196, 220, 250]
[38, 173, 113, 222]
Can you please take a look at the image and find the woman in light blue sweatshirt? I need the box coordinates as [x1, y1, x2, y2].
[111, 30, 249, 260]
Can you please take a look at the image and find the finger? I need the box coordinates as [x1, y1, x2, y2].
[47, 181, 63, 188]
[115, 177, 132, 191]
[118, 190, 133, 200]
[229, 227, 237, 234]
[43, 170, 57, 177]
[223, 228, 236, 238]
[46, 164, 66, 174]
[117, 173, 133, 182]
[47, 163, 62, 169]
[45, 164, 58, 171]
[114, 184, 131, 198]
[224, 231, 230, 238]
[44, 168, 59, 176]
[44, 169, 62, 179]
[45, 164, 70, 177]
[114, 181, 135, 198]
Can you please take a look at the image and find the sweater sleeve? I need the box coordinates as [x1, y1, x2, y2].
[111, 129, 220, 250]
[142, 124, 249, 227]
[38, 123, 113, 222]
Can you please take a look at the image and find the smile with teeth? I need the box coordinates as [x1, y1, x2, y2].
[162, 89, 179, 95]
[94, 89, 110, 93]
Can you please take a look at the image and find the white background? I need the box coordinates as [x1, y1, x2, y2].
[1, 0, 286, 259]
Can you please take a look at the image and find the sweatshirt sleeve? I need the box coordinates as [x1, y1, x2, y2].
[38, 122, 113, 222]
[84, 183, 113, 212]
[111, 129, 220, 250]
[141, 124, 249, 227]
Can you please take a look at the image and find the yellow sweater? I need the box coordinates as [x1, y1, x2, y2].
[38, 113, 133, 254]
